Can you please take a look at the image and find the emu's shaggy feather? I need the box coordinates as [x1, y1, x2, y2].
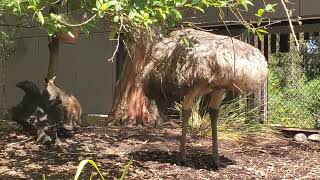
[143, 29, 268, 168]
[143, 29, 268, 96]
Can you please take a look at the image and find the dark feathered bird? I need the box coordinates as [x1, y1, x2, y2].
[10, 80, 42, 134]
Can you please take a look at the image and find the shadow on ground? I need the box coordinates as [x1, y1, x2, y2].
[129, 150, 236, 170]
[1, 120, 319, 179]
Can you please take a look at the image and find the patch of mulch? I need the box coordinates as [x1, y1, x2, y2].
[0, 119, 319, 179]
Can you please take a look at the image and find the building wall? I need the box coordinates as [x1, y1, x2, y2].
[0, 29, 116, 115]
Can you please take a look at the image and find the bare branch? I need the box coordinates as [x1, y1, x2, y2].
[280, 0, 299, 50]
[108, 18, 124, 62]
[55, 14, 97, 27]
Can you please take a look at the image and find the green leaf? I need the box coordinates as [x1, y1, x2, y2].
[16, 0, 21, 14]
[67, 31, 75, 38]
[28, 0, 36, 6]
[109, 31, 117, 40]
[95, 0, 103, 9]
[128, 11, 135, 20]
[256, 31, 263, 41]
[119, 159, 132, 180]
[27, 6, 37, 10]
[100, 4, 107, 11]
[182, 36, 190, 48]
[245, 0, 254, 6]
[192, 6, 204, 13]
[257, 28, 268, 34]
[37, 11, 44, 25]
[265, 3, 277, 12]
[47, 26, 56, 36]
[106, 0, 117, 8]
[113, 15, 119, 22]
[241, 0, 254, 11]
[159, 9, 166, 20]
[255, 9, 264, 17]
[174, 0, 187, 7]
[50, 13, 61, 20]
[219, 1, 227, 7]
[74, 160, 105, 180]
[81, 26, 90, 36]
[242, 4, 248, 11]
[172, 9, 182, 21]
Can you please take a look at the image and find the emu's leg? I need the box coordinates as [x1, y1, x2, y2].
[208, 90, 225, 169]
[180, 94, 195, 162]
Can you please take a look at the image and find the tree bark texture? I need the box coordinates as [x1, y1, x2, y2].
[110, 38, 153, 125]
[47, 36, 60, 79]
[47, 6, 60, 80]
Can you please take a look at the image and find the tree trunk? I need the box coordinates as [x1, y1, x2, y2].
[110, 38, 154, 125]
[47, 36, 60, 79]
[47, 6, 60, 80]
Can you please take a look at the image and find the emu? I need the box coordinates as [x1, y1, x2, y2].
[143, 29, 268, 168]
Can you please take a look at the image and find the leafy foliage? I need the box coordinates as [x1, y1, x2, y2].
[268, 39, 320, 129]
[0, 11, 17, 56]
[299, 78, 320, 128]
[0, 0, 276, 39]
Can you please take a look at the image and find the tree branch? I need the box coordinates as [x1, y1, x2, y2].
[108, 18, 124, 62]
[55, 14, 97, 27]
[280, 0, 299, 50]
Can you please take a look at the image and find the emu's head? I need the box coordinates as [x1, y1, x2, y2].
[16, 80, 41, 95]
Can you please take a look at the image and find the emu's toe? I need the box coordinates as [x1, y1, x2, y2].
[212, 159, 219, 170]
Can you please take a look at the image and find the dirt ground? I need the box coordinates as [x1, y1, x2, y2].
[0, 120, 319, 180]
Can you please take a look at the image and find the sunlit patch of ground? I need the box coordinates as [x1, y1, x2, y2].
[0, 119, 319, 179]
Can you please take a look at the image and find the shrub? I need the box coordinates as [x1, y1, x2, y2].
[268, 49, 320, 128]
[299, 78, 320, 128]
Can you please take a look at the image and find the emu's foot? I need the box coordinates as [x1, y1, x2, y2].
[178, 158, 193, 167]
[177, 150, 186, 165]
[212, 160, 220, 170]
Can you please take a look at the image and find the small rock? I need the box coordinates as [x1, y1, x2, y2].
[294, 133, 307, 142]
[307, 134, 320, 142]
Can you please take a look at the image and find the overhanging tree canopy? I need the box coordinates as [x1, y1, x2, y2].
[1, 0, 277, 124]
[1, 0, 276, 40]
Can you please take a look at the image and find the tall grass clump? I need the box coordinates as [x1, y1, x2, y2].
[173, 94, 265, 139]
